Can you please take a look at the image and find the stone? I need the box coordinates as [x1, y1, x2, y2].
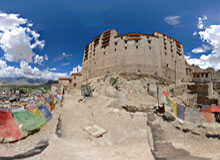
[162, 112, 176, 121]
[122, 105, 138, 113]
[175, 125, 182, 130]
[148, 84, 158, 97]
[206, 132, 220, 138]
[182, 127, 192, 133]
[84, 125, 107, 138]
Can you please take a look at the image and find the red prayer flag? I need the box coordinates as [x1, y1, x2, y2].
[0, 110, 21, 141]
[163, 91, 169, 97]
[49, 101, 53, 111]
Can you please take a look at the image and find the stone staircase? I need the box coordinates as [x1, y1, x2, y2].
[147, 112, 210, 160]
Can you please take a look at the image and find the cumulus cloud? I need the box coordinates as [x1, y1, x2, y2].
[192, 44, 211, 53]
[50, 67, 56, 71]
[34, 55, 44, 65]
[70, 65, 82, 75]
[0, 12, 45, 63]
[164, 16, 181, 25]
[197, 16, 207, 29]
[0, 60, 67, 80]
[186, 16, 220, 70]
[0, 11, 71, 80]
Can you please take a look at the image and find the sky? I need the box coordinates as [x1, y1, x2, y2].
[0, 0, 220, 80]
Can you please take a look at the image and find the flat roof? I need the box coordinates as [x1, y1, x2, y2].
[59, 77, 72, 80]
[71, 73, 82, 76]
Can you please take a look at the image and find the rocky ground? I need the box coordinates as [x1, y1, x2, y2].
[1, 75, 220, 159]
[0, 88, 154, 160]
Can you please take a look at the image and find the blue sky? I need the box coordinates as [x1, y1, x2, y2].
[0, 0, 220, 79]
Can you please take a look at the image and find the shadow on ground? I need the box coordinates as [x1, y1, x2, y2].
[0, 140, 49, 160]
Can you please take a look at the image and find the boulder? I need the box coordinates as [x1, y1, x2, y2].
[122, 105, 138, 113]
[148, 84, 158, 97]
[206, 132, 220, 138]
[191, 128, 203, 136]
[163, 112, 176, 121]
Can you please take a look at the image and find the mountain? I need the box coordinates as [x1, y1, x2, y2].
[0, 77, 50, 86]
[43, 80, 58, 85]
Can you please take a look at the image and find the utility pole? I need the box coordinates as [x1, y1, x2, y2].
[175, 60, 177, 87]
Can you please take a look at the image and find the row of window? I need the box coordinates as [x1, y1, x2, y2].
[114, 39, 152, 45]
[193, 73, 209, 78]
[104, 46, 152, 55]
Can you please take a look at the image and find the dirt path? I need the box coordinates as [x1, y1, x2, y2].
[21, 89, 154, 160]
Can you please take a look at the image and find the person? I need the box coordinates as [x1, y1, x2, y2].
[158, 104, 165, 114]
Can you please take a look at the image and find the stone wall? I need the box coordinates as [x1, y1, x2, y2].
[81, 29, 187, 83]
[187, 84, 209, 96]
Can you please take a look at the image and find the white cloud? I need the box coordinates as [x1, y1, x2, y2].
[54, 52, 73, 62]
[197, 16, 208, 29]
[0, 60, 7, 68]
[0, 11, 68, 80]
[61, 62, 71, 66]
[34, 55, 44, 65]
[50, 67, 56, 71]
[70, 65, 82, 75]
[192, 44, 211, 53]
[0, 60, 67, 80]
[164, 16, 181, 25]
[45, 54, 48, 61]
[193, 32, 197, 36]
[187, 17, 220, 70]
[0, 11, 45, 63]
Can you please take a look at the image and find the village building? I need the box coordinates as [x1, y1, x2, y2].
[58, 77, 72, 87]
[71, 73, 82, 88]
[81, 29, 187, 84]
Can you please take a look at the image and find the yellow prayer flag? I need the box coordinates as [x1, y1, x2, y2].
[170, 100, 177, 116]
[54, 97, 58, 103]
[29, 108, 44, 117]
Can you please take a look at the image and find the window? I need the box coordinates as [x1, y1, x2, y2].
[171, 49, 173, 52]
[193, 74, 196, 78]
[125, 46, 127, 49]
[164, 47, 167, 50]
[164, 42, 166, 45]
[149, 47, 151, 50]
[115, 48, 117, 52]
[201, 73, 204, 77]
[206, 73, 208, 78]
[197, 74, 200, 78]
[135, 40, 139, 43]
[165, 52, 167, 55]
[103, 52, 105, 55]
[148, 40, 151, 44]
[115, 42, 117, 46]
[167, 64, 168, 67]
[125, 40, 127, 44]
[136, 46, 138, 49]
